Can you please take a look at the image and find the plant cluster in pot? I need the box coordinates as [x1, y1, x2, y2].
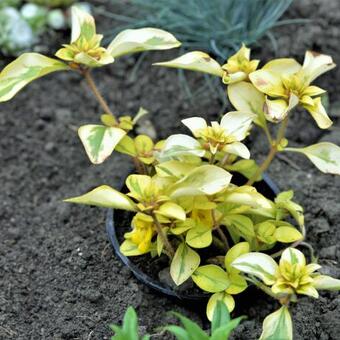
[1, 7, 340, 339]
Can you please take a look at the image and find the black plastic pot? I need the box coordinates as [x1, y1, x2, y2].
[106, 173, 279, 301]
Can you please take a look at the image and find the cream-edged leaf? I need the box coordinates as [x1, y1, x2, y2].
[155, 160, 197, 179]
[181, 117, 207, 137]
[231, 252, 278, 285]
[260, 306, 292, 340]
[280, 248, 306, 266]
[220, 111, 255, 141]
[313, 275, 340, 291]
[78, 125, 126, 164]
[224, 186, 274, 210]
[263, 58, 301, 75]
[0, 53, 68, 102]
[302, 51, 336, 83]
[303, 97, 333, 129]
[249, 69, 285, 97]
[71, 6, 96, 42]
[227, 82, 265, 127]
[170, 243, 200, 286]
[108, 28, 180, 58]
[223, 142, 250, 159]
[264, 94, 299, 123]
[170, 165, 232, 198]
[64, 185, 137, 211]
[154, 51, 223, 77]
[157, 134, 205, 161]
[225, 242, 250, 270]
[285, 142, 340, 175]
[126, 174, 152, 200]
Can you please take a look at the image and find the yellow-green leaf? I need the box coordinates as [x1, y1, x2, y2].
[274, 227, 303, 243]
[285, 142, 340, 175]
[78, 125, 126, 164]
[192, 265, 230, 293]
[64, 185, 137, 211]
[170, 243, 200, 286]
[115, 135, 137, 157]
[108, 28, 180, 58]
[156, 160, 197, 179]
[226, 272, 248, 295]
[260, 306, 292, 340]
[206, 292, 235, 321]
[154, 51, 223, 77]
[126, 174, 152, 200]
[0, 53, 68, 102]
[223, 215, 255, 239]
[120, 240, 148, 256]
[155, 202, 186, 221]
[186, 223, 212, 248]
[225, 159, 262, 181]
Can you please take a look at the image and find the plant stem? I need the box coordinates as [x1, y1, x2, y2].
[216, 227, 229, 251]
[246, 116, 289, 186]
[83, 69, 115, 117]
[132, 157, 146, 174]
[212, 235, 227, 252]
[262, 125, 273, 145]
[246, 276, 278, 300]
[151, 213, 175, 258]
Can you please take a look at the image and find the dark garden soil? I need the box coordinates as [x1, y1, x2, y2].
[1, 0, 340, 339]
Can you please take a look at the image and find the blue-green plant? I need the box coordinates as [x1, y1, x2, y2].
[104, 0, 294, 101]
[106, 0, 293, 60]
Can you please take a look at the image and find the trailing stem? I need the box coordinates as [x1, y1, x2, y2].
[151, 213, 175, 258]
[212, 210, 229, 250]
[82, 69, 115, 117]
[246, 116, 289, 186]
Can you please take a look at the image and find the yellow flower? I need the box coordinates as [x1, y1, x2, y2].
[232, 247, 340, 303]
[124, 213, 155, 252]
[222, 44, 259, 85]
[249, 51, 335, 128]
[55, 7, 113, 68]
[181, 111, 255, 158]
[272, 249, 320, 299]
